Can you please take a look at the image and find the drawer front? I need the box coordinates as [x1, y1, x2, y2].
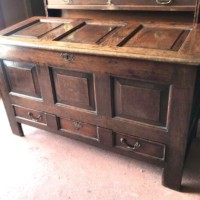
[115, 132, 166, 161]
[14, 106, 47, 124]
[112, 0, 195, 6]
[48, 0, 107, 5]
[48, 0, 195, 6]
[59, 117, 98, 140]
[13, 105, 58, 129]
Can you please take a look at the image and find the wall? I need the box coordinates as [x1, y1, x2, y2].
[0, 0, 45, 27]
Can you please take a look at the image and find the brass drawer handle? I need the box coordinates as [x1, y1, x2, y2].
[120, 138, 140, 151]
[61, 53, 74, 62]
[63, 0, 72, 4]
[107, 0, 113, 5]
[156, 0, 172, 5]
[28, 112, 42, 122]
[72, 121, 83, 130]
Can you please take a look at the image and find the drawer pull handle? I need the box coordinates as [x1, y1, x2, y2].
[61, 53, 74, 62]
[120, 138, 140, 151]
[107, 0, 113, 5]
[156, 0, 172, 5]
[28, 112, 42, 122]
[72, 121, 83, 130]
[63, 0, 72, 4]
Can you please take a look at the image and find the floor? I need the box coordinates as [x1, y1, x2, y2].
[0, 98, 200, 200]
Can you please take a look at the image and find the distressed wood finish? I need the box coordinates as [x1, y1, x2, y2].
[0, 14, 199, 192]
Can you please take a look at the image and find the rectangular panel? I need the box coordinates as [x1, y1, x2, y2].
[58, 74, 90, 106]
[115, 132, 166, 161]
[124, 26, 187, 50]
[52, 68, 95, 111]
[102, 24, 141, 47]
[3, 60, 41, 98]
[12, 22, 62, 38]
[59, 117, 98, 140]
[60, 24, 117, 44]
[41, 21, 85, 41]
[113, 77, 169, 126]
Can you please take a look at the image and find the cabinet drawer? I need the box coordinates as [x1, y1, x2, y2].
[13, 105, 58, 131]
[48, 0, 195, 6]
[14, 106, 47, 124]
[48, 0, 107, 5]
[115, 133, 166, 161]
[112, 0, 195, 6]
[59, 117, 98, 140]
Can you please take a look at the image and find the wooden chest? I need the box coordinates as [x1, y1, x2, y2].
[0, 0, 200, 191]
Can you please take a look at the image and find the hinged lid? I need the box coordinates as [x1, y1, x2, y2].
[1, 16, 200, 65]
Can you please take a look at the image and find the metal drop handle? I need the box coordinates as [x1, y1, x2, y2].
[156, 0, 172, 5]
[63, 0, 72, 4]
[28, 112, 42, 122]
[120, 138, 140, 151]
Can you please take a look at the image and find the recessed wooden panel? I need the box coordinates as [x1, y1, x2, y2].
[41, 21, 85, 41]
[3, 60, 41, 98]
[60, 24, 117, 44]
[113, 77, 169, 126]
[59, 117, 98, 140]
[124, 27, 187, 50]
[52, 68, 95, 110]
[12, 22, 62, 38]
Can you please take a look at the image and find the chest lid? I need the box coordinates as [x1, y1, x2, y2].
[0, 16, 200, 66]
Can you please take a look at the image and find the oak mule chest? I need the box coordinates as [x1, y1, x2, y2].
[0, 0, 200, 191]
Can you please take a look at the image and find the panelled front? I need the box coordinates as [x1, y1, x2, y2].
[1, 53, 173, 140]
[0, 52, 178, 164]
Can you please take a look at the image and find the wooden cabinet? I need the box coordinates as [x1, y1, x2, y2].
[0, 0, 200, 191]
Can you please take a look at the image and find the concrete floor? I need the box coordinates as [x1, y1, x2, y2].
[0, 98, 200, 200]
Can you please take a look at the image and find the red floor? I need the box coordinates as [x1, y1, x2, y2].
[0, 98, 200, 200]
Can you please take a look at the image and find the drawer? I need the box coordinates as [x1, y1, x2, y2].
[48, 0, 195, 6]
[14, 106, 47, 124]
[59, 117, 98, 140]
[13, 105, 58, 129]
[112, 0, 195, 6]
[48, 0, 107, 5]
[115, 132, 166, 161]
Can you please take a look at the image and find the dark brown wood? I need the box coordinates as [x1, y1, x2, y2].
[14, 105, 47, 125]
[115, 132, 166, 161]
[123, 27, 184, 50]
[47, 4, 196, 12]
[59, 116, 98, 140]
[98, 127, 113, 147]
[0, 9, 199, 192]
[113, 77, 169, 126]
[52, 68, 95, 110]
[0, 61, 24, 136]
[3, 60, 41, 98]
